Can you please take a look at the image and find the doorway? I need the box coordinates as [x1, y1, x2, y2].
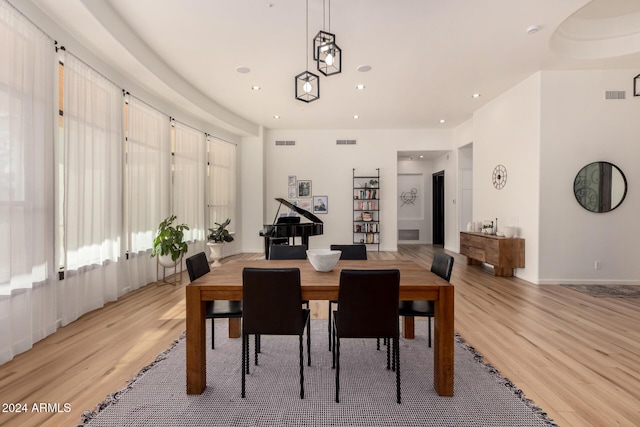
[432, 171, 445, 246]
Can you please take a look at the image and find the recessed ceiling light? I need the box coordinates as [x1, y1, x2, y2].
[526, 25, 540, 35]
[353, 115, 359, 119]
[236, 66, 251, 74]
[273, 115, 280, 119]
[439, 119, 446, 124]
[419, 155, 424, 159]
[355, 84, 366, 90]
[472, 93, 481, 98]
[356, 65, 372, 73]
[251, 85, 261, 91]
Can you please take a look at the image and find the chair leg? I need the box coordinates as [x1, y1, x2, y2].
[254, 335, 259, 366]
[299, 334, 305, 399]
[307, 318, 311, 367]
[335, 337, 340, 403]
[211, 319, 215, 349]
[428, 317, 432, 348]
[331, 322, 336, 369]
[256, 334, 261, 353]
[395, 337, 401, 404]
[377, 337, 380, 350]
[328, 303, 332, 351]
[387, 339, 391, 370]
[245, 334, 250, 374]
[241, 333, 247, 398]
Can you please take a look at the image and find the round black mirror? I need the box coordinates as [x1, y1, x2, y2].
[574, 161, 627, 213]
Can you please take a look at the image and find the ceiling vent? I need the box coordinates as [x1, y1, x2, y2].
[275, 140, 296, 146]
[336, 139, 356, 145]
[604, 91, 626, 100]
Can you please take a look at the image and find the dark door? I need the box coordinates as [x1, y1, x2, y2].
[432, 171, 445, 246]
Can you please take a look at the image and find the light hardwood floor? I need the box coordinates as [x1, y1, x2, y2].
[1, 246, 639, 426]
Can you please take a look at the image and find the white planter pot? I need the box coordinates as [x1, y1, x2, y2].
[207, 242, 225, 268]
[158, 254, 179, 268]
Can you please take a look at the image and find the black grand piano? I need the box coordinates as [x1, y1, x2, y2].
[259, 198, 323, 258]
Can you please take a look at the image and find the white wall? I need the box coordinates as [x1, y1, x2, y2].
[471, 73, 542, 283]
[239, 131, 266, 254]
[263, 129, 453, 253]
[538, 70, 640, 284]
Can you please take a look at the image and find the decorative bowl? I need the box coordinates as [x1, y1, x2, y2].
[306, 249, 342, 272]
[502, 226, 516, 238]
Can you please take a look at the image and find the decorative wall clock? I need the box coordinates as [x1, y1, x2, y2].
[492, 165, 507, 189]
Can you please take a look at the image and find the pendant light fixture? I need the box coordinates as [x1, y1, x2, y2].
[295, 0, 320, 102]
[314, 0, 341, 76]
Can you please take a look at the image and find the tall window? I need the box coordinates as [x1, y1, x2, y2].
[124, 97, 170, 289]
[59, 52, 124, 324]
[126, 97, 170, 254]
[173, 122, 205, 242]
[0, 0, 56, 364]
[208, 138, 236, 231]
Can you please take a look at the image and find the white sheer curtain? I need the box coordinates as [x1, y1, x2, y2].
[58, 53, 125, 326]
[173, 123, 205, 244]
[0, 1, 57, 364]
[208, 138, 237, 230]
[126, 96, 170, 289]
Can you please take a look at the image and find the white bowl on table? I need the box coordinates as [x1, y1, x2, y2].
[306, 249, 342, 272]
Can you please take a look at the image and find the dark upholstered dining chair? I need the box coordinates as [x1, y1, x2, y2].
[241, 268, 311, 399]
[398, 251, 454, 347]
[262, 243, 310, 353]
[268, 244, 308, 260]
[332, 269, 401, 404]
[327, 244, 367, 351]
[186, 252, 243, 350]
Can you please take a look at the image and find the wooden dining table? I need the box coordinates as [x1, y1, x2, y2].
[186, 259, 454, 396]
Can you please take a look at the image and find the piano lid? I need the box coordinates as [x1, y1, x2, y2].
[275, 198, 324, 224]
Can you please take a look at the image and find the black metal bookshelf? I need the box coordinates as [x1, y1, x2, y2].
[353, 168, 380, 251]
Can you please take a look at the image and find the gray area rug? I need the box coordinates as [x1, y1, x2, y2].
[563, 284, 640, 298]
[80, 320, 557, 426]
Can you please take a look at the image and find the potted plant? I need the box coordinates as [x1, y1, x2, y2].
[151, 215, 190, 267]
[207, 218, 234, 267]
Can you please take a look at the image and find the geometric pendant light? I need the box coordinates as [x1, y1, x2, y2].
[315, 0, 342, 76]
[313, 30, 334, 61]
[295, 0, 320, 102]
[295, 70, 320, 103]
[317, 37, 341, 76]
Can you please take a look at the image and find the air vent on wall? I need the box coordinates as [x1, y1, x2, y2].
[275, 140, 296, 146]
[604, 91, 626, 100]
[336, 139, 356, 145]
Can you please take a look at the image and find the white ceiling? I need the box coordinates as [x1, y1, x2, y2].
[22, 0, 640, 136]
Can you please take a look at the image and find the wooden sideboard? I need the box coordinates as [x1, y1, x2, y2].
[460, 232, 525, 277]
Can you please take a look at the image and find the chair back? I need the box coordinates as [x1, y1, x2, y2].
[186, 252, 210, 282]
[336, 269, 400, 338]
[242, 268, 303, 335]
[431, 252, 454, 282]
[330, 244, 367, 260]
[269, 244, 307, 260]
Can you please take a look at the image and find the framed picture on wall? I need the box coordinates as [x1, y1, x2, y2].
[313, 196, 328, 214]
[294, 198, 312, 211]
[288, 175, 297, 186]
[298, 180, 312, 197]
[288, 185, 297, 198]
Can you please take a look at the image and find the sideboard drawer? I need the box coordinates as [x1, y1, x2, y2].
[461, 245, 485, 262]
[462, 233, 486, 249]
